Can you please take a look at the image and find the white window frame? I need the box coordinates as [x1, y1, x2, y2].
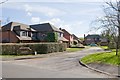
[21, 31, 28, 37]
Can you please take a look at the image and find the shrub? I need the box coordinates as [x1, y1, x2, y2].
[1, 43, 67, 55]
[108, 42, 116, 49]
[45, 32, 58, 42]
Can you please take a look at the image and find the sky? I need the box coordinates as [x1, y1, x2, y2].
[0, 0, 111, 37]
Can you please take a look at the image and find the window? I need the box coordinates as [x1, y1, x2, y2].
[21, 31, 27, 36]
[28, 32, 32, 37]
[58, 33, 63, 37]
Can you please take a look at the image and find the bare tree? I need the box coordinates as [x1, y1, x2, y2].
[92, 0, 120, 55]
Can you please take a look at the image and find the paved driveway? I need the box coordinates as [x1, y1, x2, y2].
[2, 47, 115, 78]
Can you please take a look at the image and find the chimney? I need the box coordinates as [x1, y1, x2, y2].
[59, 28, 62, 30]
[84, 34, 85, 39]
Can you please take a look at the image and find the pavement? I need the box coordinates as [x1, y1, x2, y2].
[1, 47, 118, 78]
[80, 61, 119, 77]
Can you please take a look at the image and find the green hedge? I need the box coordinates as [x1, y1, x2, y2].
[45, 32, 58, 42]
[1, 43, 67, 55]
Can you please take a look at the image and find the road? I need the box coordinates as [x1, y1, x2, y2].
[2, 47, 115, 78]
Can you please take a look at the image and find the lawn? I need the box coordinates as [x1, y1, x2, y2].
[81, 51, 120, 66]
[66, 48, 84, 52]
[100, 46, 108, 49]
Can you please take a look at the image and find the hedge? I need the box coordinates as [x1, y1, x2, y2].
[45, 32, 58, 42]
[1, 43, 67, 55]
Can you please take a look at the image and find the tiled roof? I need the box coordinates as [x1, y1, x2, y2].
[2, 22, 36, 31]
[61, 29, 72, 35]
[30, 23, 63, 32]
[86, 34, 101, 38]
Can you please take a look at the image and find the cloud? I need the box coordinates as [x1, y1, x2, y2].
[40, 18, 84, 37]
[31, 17, 40, 24]
[40, 18, 63, 26]
[39, 18, 72, 32]
[24, 4, 32, 12]
[24, 4, 66, 17]
[30, 17, 86, 37]
[27, 12, 32, 16]
[2, 3, 66, 17]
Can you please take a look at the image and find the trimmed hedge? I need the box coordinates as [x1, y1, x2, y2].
[1, 43, 67, 55]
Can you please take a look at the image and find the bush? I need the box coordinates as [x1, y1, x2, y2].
[45, 32, 58, 42]
[108, 42, 116, 49]
[1, 43, 67, 55]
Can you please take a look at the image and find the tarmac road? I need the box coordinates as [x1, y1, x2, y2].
[2, 47, 116, 78]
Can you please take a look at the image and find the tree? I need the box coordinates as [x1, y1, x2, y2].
[93, 0, 120, 55]
[100, 27, 118, 49]
[0, 0, 8, 4]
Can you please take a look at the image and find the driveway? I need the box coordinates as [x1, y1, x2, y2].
[2, 47, 115, 78]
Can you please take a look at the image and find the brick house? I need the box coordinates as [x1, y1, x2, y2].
[0, 22, 64, 43]
[60, 28, 73, 47]
[30, 23, 63, 42]
[100, 38, 109, 46]
[0, 22, 36, 43]
[84, 34, 101, 45]
[72, 34, 82, 44]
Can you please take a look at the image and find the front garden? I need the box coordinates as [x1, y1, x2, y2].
[1, 43, 67, 55]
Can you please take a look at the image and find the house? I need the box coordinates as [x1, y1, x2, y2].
[30, 23, 63, 42]
[84, 34, 101, 45]
[0, 22, 36, 43]
[100, 38, 109, 46]
[60, 28, 73, 47]
[72, 34, 82, 44]
[0, 22, 65, 43]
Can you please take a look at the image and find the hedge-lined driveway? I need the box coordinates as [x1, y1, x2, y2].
[2, 47, 115, 78]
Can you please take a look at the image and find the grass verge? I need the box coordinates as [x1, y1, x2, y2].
[66, 47, 84, 52]
[100, 46, 108, 50]
[81, 51, 120, 66]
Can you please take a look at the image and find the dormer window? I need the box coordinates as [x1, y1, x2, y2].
[21, 31, 27, 36]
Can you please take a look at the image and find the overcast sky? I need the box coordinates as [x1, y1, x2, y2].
[0, 0, 111, 37]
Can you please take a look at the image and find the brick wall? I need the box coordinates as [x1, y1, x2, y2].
[0, 31, 19, 43]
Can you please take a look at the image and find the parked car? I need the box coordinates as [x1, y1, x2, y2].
[89, 43, 97, 47]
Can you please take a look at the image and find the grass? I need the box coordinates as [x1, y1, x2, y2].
[66, 48, 84, 52]
[100, 46, 108, 49]
[81, 51, 120, 66]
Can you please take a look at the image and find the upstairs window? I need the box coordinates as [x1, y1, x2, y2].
[21, 31, 27, 36]
[58, 33, 63, 37]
